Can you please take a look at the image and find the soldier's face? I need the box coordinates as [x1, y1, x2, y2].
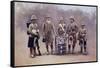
[81, 26, 85, 29]
[46, 18, 51, 23]
[60, 20, 64, 23]
[70, 19, 74, 23]
[32, 19, 37, 23]
[46, 18, 50, 21]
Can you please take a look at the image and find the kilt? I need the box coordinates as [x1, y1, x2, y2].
[44, 32, 53, 43]
[56, 44, 66, 55]
[79, 36, 87, 46]
[55, 36, 66, 55]
[28, 37, 35, 48]
[79, 39, 87, 46]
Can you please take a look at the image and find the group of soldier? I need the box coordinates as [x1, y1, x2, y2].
[27, 15, 87, 58]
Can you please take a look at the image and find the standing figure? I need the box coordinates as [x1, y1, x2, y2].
[78, 24, 87, 55]
[27, 15, 41, 58]
[67, 16, 78, 53]
[58, 18, 66, 36]
[43, 16, 54, 55]
[55, 18, 67, 55]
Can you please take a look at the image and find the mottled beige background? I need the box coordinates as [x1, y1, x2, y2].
[14, 2, 97, 66]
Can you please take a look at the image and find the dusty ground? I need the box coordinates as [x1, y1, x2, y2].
[15, 31, 97, 66]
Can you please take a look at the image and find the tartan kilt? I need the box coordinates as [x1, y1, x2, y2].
[55, 36, 66, 55]
[28, 37, 35, 48]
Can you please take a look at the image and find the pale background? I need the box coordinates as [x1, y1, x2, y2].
[0, 0, 99, 68]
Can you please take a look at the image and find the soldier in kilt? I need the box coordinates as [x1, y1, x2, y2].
[67, 16, 78, 53]
[57, 18, 66, 36]
[55, 18, 67, 55]
[27, 15, 41, 58]
[78, 24, 87, 55]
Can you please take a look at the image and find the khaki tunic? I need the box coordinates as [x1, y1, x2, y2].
[58, 23, 66, 36]
[67, 22, 78, 35]
[78, 28, 87, 40]
[28, 23, 39, 37]
[43, 22, 54, 43]
[67, 22, 78, 44]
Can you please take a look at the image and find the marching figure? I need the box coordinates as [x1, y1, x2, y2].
[27, 15, 41, 58]
[67, 16, 78, 53]
[78, 24, 87, 55]
[43, 16, 54, 55]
